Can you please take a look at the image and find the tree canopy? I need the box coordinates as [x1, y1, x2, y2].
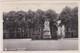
[3, 6, 78, 38]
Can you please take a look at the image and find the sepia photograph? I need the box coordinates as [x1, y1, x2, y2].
[2, 2, 78, 51]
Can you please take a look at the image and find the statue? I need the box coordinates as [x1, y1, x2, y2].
[43, 19, 51, 39]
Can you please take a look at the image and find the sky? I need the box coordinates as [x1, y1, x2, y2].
[0, 2, 78, 14]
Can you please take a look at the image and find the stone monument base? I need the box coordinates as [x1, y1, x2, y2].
[43, 31, 51, 39]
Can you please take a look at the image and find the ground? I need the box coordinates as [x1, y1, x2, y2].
[3, 38, 78, 51]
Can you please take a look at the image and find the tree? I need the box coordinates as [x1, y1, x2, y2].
[35, 9, 45, 39]
[16, 10, 28, 38]
[27, 10, 36, 38]
[71, 7, 78, 30]
[3, 12, 10, 38]
[45, 9, 58, 39]
[59, 6, 72, 33]
[71, 7, 78, 37]
[45, 9, 58, 22]
[3, 11, 18, 38]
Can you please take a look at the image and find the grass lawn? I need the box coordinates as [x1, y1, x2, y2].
[3, 38, 78, 51]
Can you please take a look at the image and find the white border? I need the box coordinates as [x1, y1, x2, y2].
[0, 0, 80, 53]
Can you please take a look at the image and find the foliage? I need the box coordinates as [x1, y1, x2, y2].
[3, 6, 78, 38]
[59, 6, 78, 38]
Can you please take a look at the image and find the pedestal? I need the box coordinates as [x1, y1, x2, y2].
[43, 20, 51, 39]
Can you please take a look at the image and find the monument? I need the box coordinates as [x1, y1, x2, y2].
[43, 19, 51, 39]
